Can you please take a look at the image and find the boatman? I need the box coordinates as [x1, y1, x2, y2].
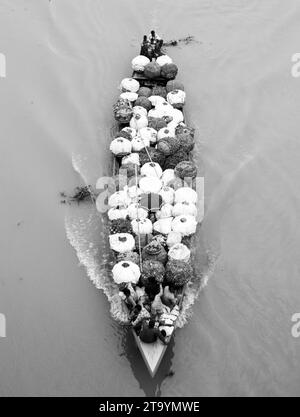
[148, 30, 161, 43]
[139, 319, 168, 345]
[140, 35, 151, 58]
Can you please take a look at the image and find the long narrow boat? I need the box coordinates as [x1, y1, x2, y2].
[108, 45, 200, 377]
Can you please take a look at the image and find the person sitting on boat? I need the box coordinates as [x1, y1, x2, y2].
[144, 276, 161, 302]
[139, 319, 168, 345]
[140, 35, 151, 59]
[161, 285, 177, 309]
[151, 284, 170, 316]
[119, 287, 136, 310]
[130, 302, 151, 328]
[153, 39, 164, 58]
[135, 285, 147, 304]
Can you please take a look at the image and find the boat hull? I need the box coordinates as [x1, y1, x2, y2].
[132, 329, 173, 377]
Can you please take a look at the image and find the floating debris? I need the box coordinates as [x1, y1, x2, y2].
[163, 36, 197, 47]
[60, 186, 96, 204]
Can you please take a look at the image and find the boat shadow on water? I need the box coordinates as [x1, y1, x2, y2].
[121, 327, 176, 397]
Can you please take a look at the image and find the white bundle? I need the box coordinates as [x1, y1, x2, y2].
[172, 215, 197, 236]
[121, 153, 140, 166]
[155, 102, 174, 118]
[172, 202, 197, 217]
[157, 127, 175, 140]
[112, 261, 140, 284]
[159, 186, 175, 204]
[121, 127, 136, 139]
[161, 169, 176, 186]
[169, 108, 184, 124]
[166, 231, 182, 248]
[131, 218, 153, 235]
[127, 185, 142, 199]
[108, 190, 131, 208]
[167, 90, 186, 107]
[131, 136, 150, 152]
[120, 77, 140, 93]
[175, 187, 198, 204]
[139, 176, 162, 194]
[153, 217, 173, 235]
[110, 138, 132, 156]
[120, 92, 138, 102]
[156, 204, 173, 220]
[130, 114, 148, 130]
[148, 95, 166, 107]
[127, 203, 148, 220]
[131, 55, 150, 72]
[156, 55, 173, 67]
[132, 106, 148, 117]
[109, 233, 135, 253]
[107, 207, 129, 220]
[139, 127, 157, 145]
[168, 243, 190, 263]
[141, 162, 163, 178]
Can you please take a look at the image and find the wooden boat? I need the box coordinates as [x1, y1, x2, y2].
[110, 53, 198, 377]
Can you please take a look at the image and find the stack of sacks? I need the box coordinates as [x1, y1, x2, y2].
[107, 52, 203, 309]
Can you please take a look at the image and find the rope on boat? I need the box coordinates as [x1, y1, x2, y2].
[134, 164, 143, 272]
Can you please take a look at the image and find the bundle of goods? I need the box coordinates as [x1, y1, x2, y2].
[167, 90, 186, 109]
[131, 218, 153, 235]
[152, 86, 167, 99]
[134, 96, 152, 111]
[109, 218, 133, 235]
[139, 147, 165, 167]
[166, 80, 184, 92]
[113, 98, 133, 124]
[138, 87, 152, 97]
[120, 78, 140, 93]
[168, 243, 191, 263]
[144, 62, 161, 79]
[141, 260, 165, 284]
[161, 63, 178, 80]
[109, 233, 135, 253]
[112, 261, 140, 284]
[139, 127, 158, 145]
[148, 117, 168, 131]
[174, 160, 198, 179]
[131, 55, 150, 72]
[157, 136, 181, 156]
[142, 240, 168, 265]
[116, 251, 140, 265]
[165, 260, 193, 287]
[164, 149, 189, 170]
[175, 124, 195, 152]
[156, 55, 173, 67]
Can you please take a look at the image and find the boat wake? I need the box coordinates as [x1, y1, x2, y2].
[65, 153, 218, 329]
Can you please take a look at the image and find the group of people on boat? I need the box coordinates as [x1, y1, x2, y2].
[140, 30, 164, 61]
[119, 279, 182, 345]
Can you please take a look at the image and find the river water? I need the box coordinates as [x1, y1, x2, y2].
[1, 0, 300, 397]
